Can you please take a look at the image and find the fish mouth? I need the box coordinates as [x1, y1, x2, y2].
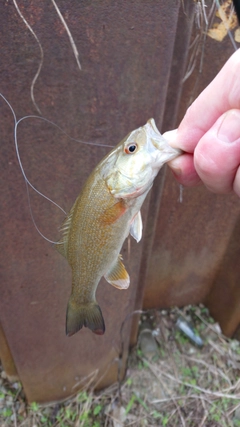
[152, 137, 182, 157]
[145, 118, 182, 158]
[147, 118, 160, 134]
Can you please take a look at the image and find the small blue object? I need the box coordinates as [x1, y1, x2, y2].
[176, 317, 203, 348]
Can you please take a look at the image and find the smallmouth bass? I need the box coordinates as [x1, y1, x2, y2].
[57, 119, 181, 336]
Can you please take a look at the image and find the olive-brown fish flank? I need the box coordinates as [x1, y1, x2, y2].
[57, 119, 181, 336]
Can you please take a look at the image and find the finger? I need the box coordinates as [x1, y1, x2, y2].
[165, 129, 201, 185]
[168, 153, 201, 186]
[170, 49, 240, 153]
[233, 166, 240, 197]
[194, 109, 240, 193]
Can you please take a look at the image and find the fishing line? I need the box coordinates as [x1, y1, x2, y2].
[9, 1, 115, 243]
[51, 0, 82, 70]
[16, 114, 114, 149]
[9, 0, 238, 242]
[13, 0, 83, 113]
[13, 0, 43, 114]
[179, 184, 183, 203]
[1, 93, 64, 244]
[0, 93, 114, 244]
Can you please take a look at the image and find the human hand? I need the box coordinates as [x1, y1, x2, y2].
[165, 49, 240, 196]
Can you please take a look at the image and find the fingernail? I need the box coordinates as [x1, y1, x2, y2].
[163, 129, 178, 148]
[217, 110, 240, 143]
[169, 158, 182, 177]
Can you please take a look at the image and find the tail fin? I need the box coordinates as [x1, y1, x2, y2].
[66, 297, 105, 337]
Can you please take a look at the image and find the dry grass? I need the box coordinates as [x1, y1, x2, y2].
[0, 306, 240, 426]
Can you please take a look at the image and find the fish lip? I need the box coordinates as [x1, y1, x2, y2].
[151, 136, 181, 155]
[145, 118, 182, 157]
[151, 139, 183, 163]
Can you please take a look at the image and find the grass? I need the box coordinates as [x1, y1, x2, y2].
[0, 305, 240, 426]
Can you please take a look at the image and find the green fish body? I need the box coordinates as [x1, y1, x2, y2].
[57, 119, 181, 336]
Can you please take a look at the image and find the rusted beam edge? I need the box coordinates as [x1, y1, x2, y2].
[0, 322, 19, 381]
[130, 1, 196, 346]
[162, 0, 196, 131]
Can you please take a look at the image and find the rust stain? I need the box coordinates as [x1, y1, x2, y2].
[17, 0, 44, 27]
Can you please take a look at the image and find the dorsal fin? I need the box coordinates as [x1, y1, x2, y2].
[56, 198, 78, 258]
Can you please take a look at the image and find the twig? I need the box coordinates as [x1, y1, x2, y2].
[147, 360, 240, 400]
[184, 354, 232, 386]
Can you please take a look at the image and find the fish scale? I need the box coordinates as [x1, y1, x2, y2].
[57, 119, 181, 336]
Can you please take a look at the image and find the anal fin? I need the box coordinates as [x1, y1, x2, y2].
[104, 255, 130, 289]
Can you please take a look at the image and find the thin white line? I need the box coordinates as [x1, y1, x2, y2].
[0, 93, 65, 244]
[12, 0, 43, 113]
[51, 0, 82, 70]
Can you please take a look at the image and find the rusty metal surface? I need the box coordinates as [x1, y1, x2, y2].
[0, 0, 181, 402]
[204, 214, 240, 337]
[143, 174, 240, 308]
[2, 0, 240, 404]
[0, 324, 18, 381]
[142, 1, 240, 338]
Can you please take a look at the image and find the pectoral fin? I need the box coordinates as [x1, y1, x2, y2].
[130, 211, 142, 243]
[104, 255, 130, 289]
[101, 200, 127, 225]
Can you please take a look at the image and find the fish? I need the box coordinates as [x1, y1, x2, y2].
[56, 119, 181, 336]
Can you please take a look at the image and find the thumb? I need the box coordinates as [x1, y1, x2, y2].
[194, 109, 240, 195]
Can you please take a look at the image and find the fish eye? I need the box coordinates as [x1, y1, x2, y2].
[124, 143, 138, 154]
